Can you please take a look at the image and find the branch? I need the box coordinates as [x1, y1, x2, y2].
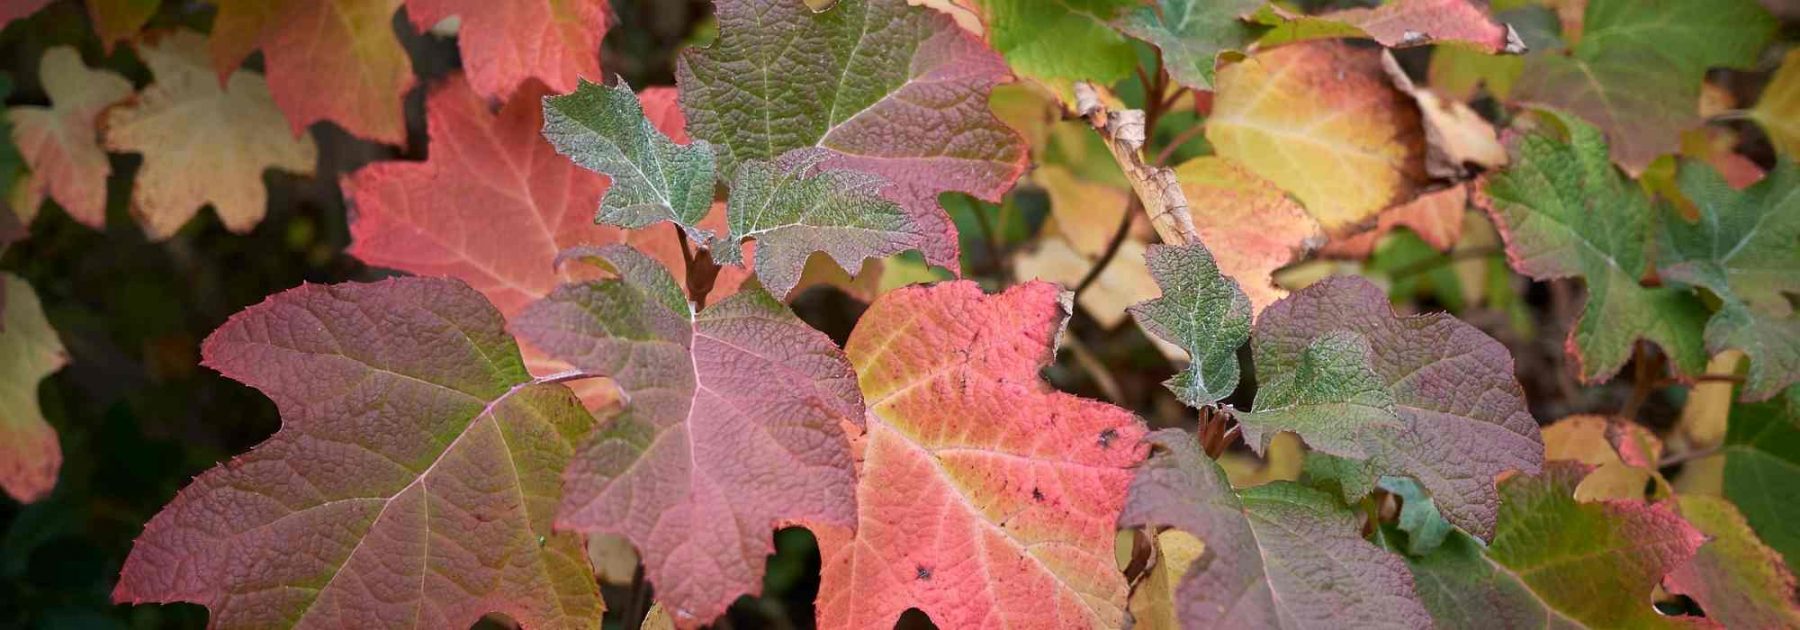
[1074, 82, 1202, 247]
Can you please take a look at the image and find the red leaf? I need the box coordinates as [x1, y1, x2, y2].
[0, 0, 51, 31]
[7, 47, 132, 228]
[404, 0, 607, 99]
[114, 278, 604, 628]
[213, 0, 415, 144]
[815, 281, 1147, 629]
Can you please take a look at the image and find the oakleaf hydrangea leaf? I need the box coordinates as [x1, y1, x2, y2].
[1114, 0, 1261, 91]
[7, 46, 131, 228]
[1120, 429, 1431, 629]
[1477, 113, 1708, 381]
[1129, 243, 1252, 408]
[402, 0, 607, 99]
[1253, 0, 1516, 53]
[1721, 388, 1800, 574]
[0, 273, 68, 503]
[678, 0, 1027, 269]
[114, 277, 603, 628]
[1398, 462, 1705, 629]
[1206, 41, 1425, 235]
[1246, 276, 1542, 539]
[103, 31, 317, 240]
[543, 80, 718, 241]
[215, 0, 414, 145]
[976, 0, 1138, 92]
[714, 149, 923, 299]
[1660, 161, 1800, 401]
[1666, 494, 1800, 629]
[512, 245, 863, 627]
[815, 281, 1145, 629]
[1173, 156, 1325, 315]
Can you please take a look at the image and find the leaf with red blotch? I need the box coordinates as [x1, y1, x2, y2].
[344, 77, 743, 410]
[814, 281, 1147, 629]
[1120, 430, 1431, 629]
[113, 277, 603, 628]
[1397, 463, 1707, 628]
[210, 0, 414, 144]
[0, 0, 51, 30]
[7, 46, 132, 228]
[86, 0, 158, 50]
[1320, 184, 1468, 259]
[403, 0, 606, 99]
[678, 0, 1027, 271]
[512, 245, 863, 628]
[1245, 276, 1542, 539]
[104, 31, 317, 239]
[0, 273, 69, 503]
[1666, 494, 1800, 629]
[1477, 112, 1709, 382]
[1254, 0, 1518, 53]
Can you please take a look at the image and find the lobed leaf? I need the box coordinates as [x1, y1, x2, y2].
[816, 281, 1145, 629]
[1120, 429, 1430, 629]
[402, 0, 607, 99]
[1172, 156, 1324, 314]
[7, 46, 131, 228]
[1477, 113, 1708, 381]
[513, 245, 863, 627]
[678, 0, 1027, 270]
[1129, 243, 1252, 408]
[104, 31, 318, 239]
[0, 273, 68, 503]
[543, 80, 718, 241]
[115, 277, 603, 628]
[1756, 50, 1800, 158]
[210, 0, 414, 145]
[1246, 276, 1542, 539]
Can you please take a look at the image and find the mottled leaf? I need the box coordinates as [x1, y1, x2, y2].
[543, 79, 717, 240]
[815, 281, 1145, 629]
[1120, 429, 1430, 629]
[678, 0, 1027, 269]
[210, 0, 414, 144]
[103, 31, 317, 239]
[1477, 113, 1708, 381]
[1130, 243, 1252, 408]
[715, 149, 923, 298]
[0, 273, 68, 503]
[114, 277, 603, 628]
[1206, 41, 1426, 235]
[1722, 388, 1800, 574]
[1173, 157, 1324, 314]
[1661, 161, 1800, 400]
[1246, 276, 1542, 539]
[7, 46, 131, 228]
[1114, 0, 1260, 90]
[1666, 494, 1800, 629]
[513, 245, 862, 627]
[1399, 463, 1706, 629]
[403, 0, 606, 99]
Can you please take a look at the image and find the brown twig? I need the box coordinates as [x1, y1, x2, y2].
[1073, 197, 1141, 297]
[674, 228, 721, 310]
[1620, 342, 1663, 420]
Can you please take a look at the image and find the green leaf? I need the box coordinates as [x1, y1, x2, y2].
[1120, 429, 1431, 629]
[715, 149, 923, 299]
[1577, 0, 1774, 78]
[975, 0, 1139, 90]
[542, 79, 718, 239]
[1128, 243, 1252, 408]
[1114, 0, 1260, 90]
[1381, 477, 1454, 557]
[1478, 113, 1708, 381]
[678, 0, 1027, 269]
[1723, 387, 1800, 575]
[1399, 463, 1705, 629]
[1661, 161, 1800, 400]
[1245, 276, 1543, 539]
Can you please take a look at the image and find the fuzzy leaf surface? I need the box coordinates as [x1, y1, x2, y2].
[678, 0, 1026, 269]
[114, 277, 603, 628]
[1399, 463, 1705, 629]
[403, 0, 606, 99]
[1477, 114, 1707, 381]
[0, 273, 67, 503]
[1130, 243, 1252, 408]
[815, 281, 1145, 629]
[1246, 276, 1542, 539]
[716, 149, 922, 299]
[104, 31, 317, 239]
[513, 245, 863, 627]
[1120, 430, 1430, 629]
[7, 46, 131, 228]
[1661, 161, 1800, 401]
[543, 80, 717, 240]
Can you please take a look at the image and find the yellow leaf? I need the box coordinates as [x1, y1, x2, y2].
[104, 31, 317, 239]
[1754, 49, 1800, 158]
[1220, 431, 1305, 488]
[1013, 235, 1157, 329]
[1036, 164, 1131, 257]
[642, 602, 675, 630]
[1207, 41, 1425, 234]
[1173, 156, 1324, 315]
[1127, 529, 1206, 630]
[1542, 415, 1668, 502]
